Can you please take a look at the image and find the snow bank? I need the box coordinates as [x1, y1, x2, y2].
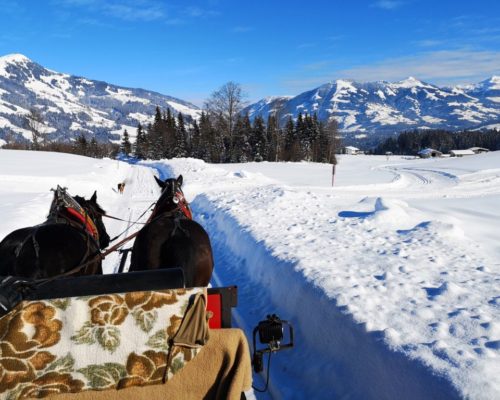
[151, 154, 500, 399]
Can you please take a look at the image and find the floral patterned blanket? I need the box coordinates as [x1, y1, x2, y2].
[0, 287, 208, 399]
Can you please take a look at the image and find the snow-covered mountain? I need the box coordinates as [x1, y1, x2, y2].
[245, 76, 500, 135]
[0, 54, 200, 144]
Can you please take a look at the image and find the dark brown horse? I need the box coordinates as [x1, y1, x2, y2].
[0, 187, 110, 280]
[129, 175, 213, 287]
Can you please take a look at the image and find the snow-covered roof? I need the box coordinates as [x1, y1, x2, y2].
[345, 146, 359, 151]
[450, 149, 475, 156]
[418, 148, 441, 155]
[468, 147, 489, 152]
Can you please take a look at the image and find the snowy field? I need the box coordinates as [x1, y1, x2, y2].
[0, 149, 499, 399]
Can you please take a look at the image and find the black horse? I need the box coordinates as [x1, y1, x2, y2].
[129, 175, 214, 287]
[0, 188, 110, 280]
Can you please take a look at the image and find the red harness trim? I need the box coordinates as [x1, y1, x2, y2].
[66, 207, 99, 240]
[175, 192, 193, 220]
[179, 201, 193, 220]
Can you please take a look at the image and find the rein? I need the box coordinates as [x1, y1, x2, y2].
[36, 230, 141, 287]
[103, 202, 156, 243]
[102, 214, 147, 224]
[36, 201, 157, 285]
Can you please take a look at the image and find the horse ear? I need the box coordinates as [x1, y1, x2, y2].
[154, 175, 165, 188]
[90, 191, 97, 203]
[177, 175, 183, 186]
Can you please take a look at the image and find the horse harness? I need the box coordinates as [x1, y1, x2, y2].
[14, 186, 101, 276]
[149, 185, 193, 238]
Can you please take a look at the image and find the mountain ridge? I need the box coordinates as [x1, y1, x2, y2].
[244, 75, 500, 138]
[0, 54, 200, 144]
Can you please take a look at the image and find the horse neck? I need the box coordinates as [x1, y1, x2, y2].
[151, 201, 178, 219]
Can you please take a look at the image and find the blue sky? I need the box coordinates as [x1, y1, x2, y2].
[1, 0, 499, 106]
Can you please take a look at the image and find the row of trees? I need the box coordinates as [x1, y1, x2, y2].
[4, 136, 120, 158]
[2, 107, 120, 157]
[120, 108, 339, 164]
[375, 129, 500, 155]
[4, 82, 339, 164]
[4, 130, 119, 158]
[121, 82, 339, 164]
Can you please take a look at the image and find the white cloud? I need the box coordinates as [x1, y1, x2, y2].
[55, 0, 165, 22]
[281, 49, 500, 94]
[337, 49, 500, 85]
[103, 3, 164, 21]
[414, 39, 443, 47]
[372, 1, 405, 10]
[184, 6, 220, 18]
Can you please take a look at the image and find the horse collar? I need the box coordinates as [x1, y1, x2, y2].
[50, 186, 100, 242]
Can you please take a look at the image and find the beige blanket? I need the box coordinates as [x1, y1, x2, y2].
[52, 328, 252, 400]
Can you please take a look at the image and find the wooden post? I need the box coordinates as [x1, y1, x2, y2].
[332, 163, 336, 187]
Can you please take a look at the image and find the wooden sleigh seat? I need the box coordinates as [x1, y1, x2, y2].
[0, 270, 251, 400]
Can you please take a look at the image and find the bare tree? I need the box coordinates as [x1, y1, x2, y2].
[325, 118, 340, 164]
[25, 108, 45, 150]
[204, 81, 247, 139]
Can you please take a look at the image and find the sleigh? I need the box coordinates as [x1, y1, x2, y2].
[0, 269, 254, 399]
[0, 183, 293, 399]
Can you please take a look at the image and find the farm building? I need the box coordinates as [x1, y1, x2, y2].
[469, 147, 489, 154]
[344, 146, 361, 155]
[417, 148, 443, 158]
[450, 149, 475, 157]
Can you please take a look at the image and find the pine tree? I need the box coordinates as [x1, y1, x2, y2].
[163, 108, 176, 158]
[212, 128, 226, 163]
[145, 123, 160, 159]
[230, 115, 246, 162]
[283, 116, 295, 161]
[252, 115, 267, 161]
[266, 114, 279, 161]
[310, 113, 321, 161]
[294, 112, 306, 160]
[89, 137, 100, 158]
[148, 107, 164, 159]
[120, 129, 132, 155]
[198, 112, 214, 162]
[173, 112, 188, 157]
[190, 120, 201, 159]
[134, 123, 148, 159]
[75, 134, 88, 156]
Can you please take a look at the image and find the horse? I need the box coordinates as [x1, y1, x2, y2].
[0, 188, 110, 280]
[129, 175, 214, 287]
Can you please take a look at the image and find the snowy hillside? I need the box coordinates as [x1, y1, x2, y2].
[0, 149, 499, 399]
[0, 54, 200, 144]
[245, 76, 500, 136]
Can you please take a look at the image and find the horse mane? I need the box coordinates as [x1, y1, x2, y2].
[74, 195, 106, 215]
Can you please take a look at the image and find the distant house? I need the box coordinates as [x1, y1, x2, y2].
[344, 146, 360, 155]
[450, 149, 475, 157]
[468, 147, 489, 154]
[417, 148, 442, 158]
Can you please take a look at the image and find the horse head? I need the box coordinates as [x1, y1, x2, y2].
[74, 192, 110, 249]
[153, 175, 192, 219]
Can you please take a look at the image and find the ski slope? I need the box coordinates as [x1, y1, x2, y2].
[0, 149, 499, 399]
